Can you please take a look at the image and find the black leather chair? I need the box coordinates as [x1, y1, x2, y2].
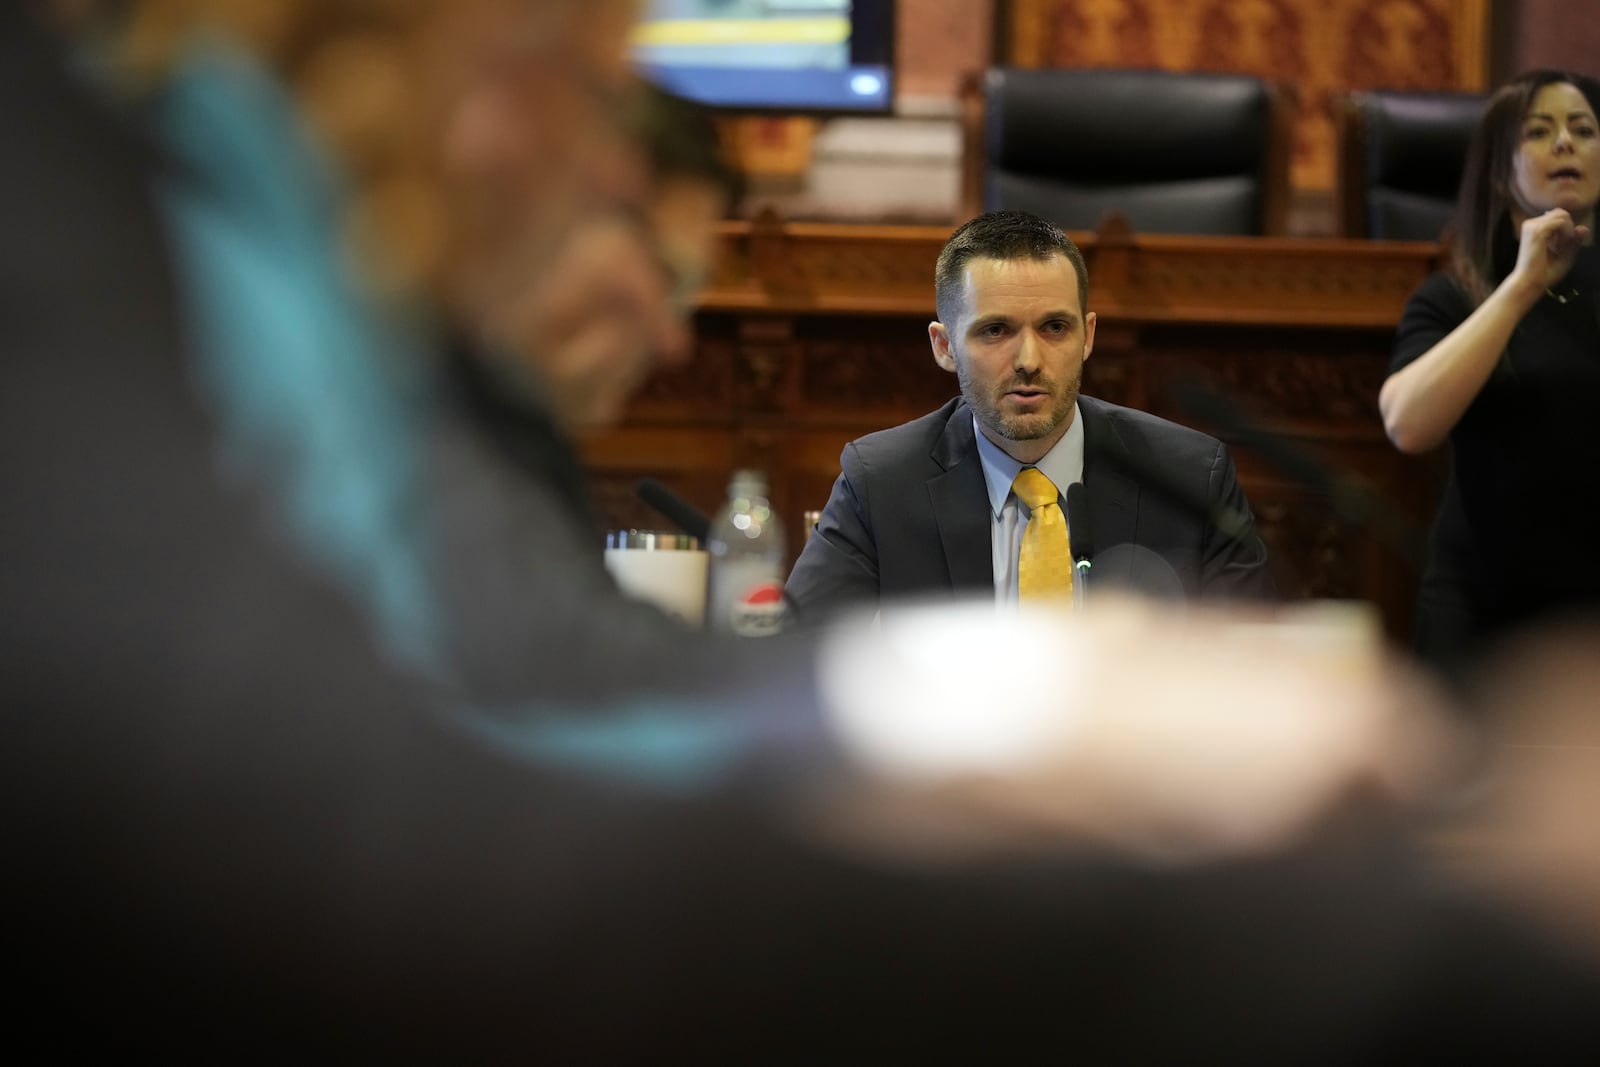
[961, 67, 1292, 236]
[1336, 89, 1487, 241]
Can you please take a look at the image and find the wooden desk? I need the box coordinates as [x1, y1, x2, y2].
[577, 216, 1448, 643]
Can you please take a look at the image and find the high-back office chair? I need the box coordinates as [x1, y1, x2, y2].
[1335, 88, 1487, 241]
[959, 67, 1293, 236]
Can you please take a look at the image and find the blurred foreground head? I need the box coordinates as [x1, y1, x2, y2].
[71, 0, 672, 422]
[524, 78, 739, 427]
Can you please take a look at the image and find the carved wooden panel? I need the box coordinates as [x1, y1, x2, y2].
[1250, 488, 1364, 601]
[706, 219, 1438, 324]
[1137, 325, 1391, 427]
[1103, 240, 1439, 325]
[798, 330, 954, 416]
[1002, 0, 1491, 193]
[628, 334, 736, 416]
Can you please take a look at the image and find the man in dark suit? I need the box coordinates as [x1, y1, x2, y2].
[787, 210, 1276, 618]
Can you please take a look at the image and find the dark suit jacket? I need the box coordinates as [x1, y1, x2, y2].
[787, 395, 1277, 617]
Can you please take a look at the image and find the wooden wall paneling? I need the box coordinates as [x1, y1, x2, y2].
[1504, 0, 1600, 82]
[1084, 230, 1438, 326]
[707, 218, 1438, 324]
[709, 213, 945, 313]
[792, 315, 955, 424]
[1080, 320, 1145, 411]
[784, 426, 873, 553]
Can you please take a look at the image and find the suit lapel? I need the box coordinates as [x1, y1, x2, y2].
[1078, 397, 1140, 587]
[927, 404, 994, 592]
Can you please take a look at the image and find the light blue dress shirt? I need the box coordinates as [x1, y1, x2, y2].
[971, 405, 1085, 603]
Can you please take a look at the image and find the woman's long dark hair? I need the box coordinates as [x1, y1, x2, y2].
[1449, 69, 1600, 305]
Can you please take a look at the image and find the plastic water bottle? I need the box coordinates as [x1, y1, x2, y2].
[706, 469, 786, 637]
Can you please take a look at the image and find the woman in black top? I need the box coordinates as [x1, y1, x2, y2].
[1383, 69, 1600, 675]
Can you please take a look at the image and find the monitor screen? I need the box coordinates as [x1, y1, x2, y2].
[632, 0, 895, 114]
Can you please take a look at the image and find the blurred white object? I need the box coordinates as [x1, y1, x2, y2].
[603, 530, 708, 628]
[818, 594, 1461, 865]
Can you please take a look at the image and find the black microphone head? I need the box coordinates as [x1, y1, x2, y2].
[1065, 480, 1093, 563]
[1169, 377, 1422, 566]
[1171, 376, 1331, 493]
[635, 477, 711, 544]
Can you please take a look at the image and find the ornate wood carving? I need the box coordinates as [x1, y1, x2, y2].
[799, 336, 952, 414]
[1137, 325, 1391, 427]
[1252, 492, 1363, 601]
[733, 316, 795, 414]
[1081, 356, 1138, 410]
[629, 336, 735, 414]
[701, 220, 1442, 324]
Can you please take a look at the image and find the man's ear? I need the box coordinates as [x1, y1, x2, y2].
[929, 320, 957, 374]
[1082, 310, 1096, 363]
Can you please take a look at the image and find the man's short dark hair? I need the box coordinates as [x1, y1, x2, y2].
[934, 211, 1089, 324]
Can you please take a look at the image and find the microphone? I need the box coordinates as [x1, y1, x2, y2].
[1168, 378, 1424, 570]
[1065, 480, 1092, 606]
[635, 477, 711, 544]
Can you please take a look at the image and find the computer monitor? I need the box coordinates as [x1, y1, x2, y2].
[632, 0, 896, 115]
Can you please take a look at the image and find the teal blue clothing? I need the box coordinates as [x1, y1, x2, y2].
[146, 40, 440, 672]
[138, 38, 824, 786]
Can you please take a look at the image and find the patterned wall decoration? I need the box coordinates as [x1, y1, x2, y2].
[1002, 0, 1489, 192]
[1508, 0, 1600, 78]
[895, 0, 995, 99]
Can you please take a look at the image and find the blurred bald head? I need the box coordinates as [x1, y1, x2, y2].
[74, 0, 647, 305]
[70, 0, 664, 421]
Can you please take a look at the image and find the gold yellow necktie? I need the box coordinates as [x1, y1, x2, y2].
[1012, 468, 1073, 601]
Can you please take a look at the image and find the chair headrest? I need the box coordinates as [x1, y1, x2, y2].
[1360, 90, 1486, 197]
[985, 67, 1272, 182]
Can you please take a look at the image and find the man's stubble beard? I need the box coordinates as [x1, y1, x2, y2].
[958, 353, 1083, 444]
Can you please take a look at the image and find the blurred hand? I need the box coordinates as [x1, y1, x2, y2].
[1513, 208, 1592, 296]
[484, 214, 686, 429]
[1439, 622, 1600, 957]
[815, 595, 1466, 865]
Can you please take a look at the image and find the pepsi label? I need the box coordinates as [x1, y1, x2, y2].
[709, 560, 786, 637]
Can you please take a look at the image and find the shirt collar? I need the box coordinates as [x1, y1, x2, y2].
[972, 403, 1085, 517]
